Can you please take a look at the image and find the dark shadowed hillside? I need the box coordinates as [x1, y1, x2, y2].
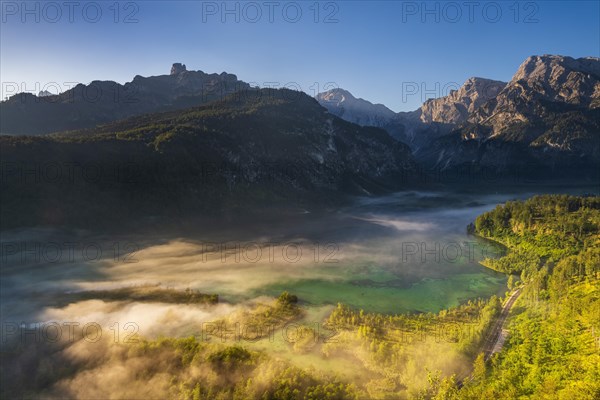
[0, 64, 250, 135]
[0, 88, 418, 229]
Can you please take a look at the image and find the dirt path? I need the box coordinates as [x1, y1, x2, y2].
[481, 287, 521, 360]
[456, 287, 522, 387]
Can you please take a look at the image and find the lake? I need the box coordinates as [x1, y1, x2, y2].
[0, 187, 594, 337]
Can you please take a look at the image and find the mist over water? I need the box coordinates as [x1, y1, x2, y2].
[1, 188, 594, 338]
[2, 187, 598, 399]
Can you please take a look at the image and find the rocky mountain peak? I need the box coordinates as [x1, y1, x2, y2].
[315, 88, 396, 127]
[504, 55, 600, 108]
[512, 55, 600, 83]
[1, 64, 251, 135]
[170, 63, 187, 75]
[316, 88, 354, 104]
[469, 55, 600, 131]
[419, 77, 507, 124]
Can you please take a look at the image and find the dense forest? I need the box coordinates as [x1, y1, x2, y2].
[453, 195, 600, 399]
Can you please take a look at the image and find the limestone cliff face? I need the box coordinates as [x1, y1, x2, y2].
[421, 55, 600, 172]
[469, 55, 600, 136]
[510, 55, 599, 106]
[316, 55, 599, 175]
[316, 78, 507, 150]
[419, 77, 506, 124]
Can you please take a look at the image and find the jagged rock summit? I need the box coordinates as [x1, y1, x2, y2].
[1, 63, 250, 135]
[420, 77, 507, 125]
[170, 63, 187, 75]
[315, 54, 599, 176]
[470, 54, 600, 130]
[316, 77, 508, 149]
[422, 55, 600, 173]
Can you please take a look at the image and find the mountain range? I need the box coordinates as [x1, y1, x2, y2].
[316, 77, 507, 150]
[316, 55, 600, 175]
[1, 55, 598, 228]
[0, 64, 249, 135]
[0, 88, 417, 228]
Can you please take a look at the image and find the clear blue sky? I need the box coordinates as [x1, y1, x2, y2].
[1, 1, 599, 111]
